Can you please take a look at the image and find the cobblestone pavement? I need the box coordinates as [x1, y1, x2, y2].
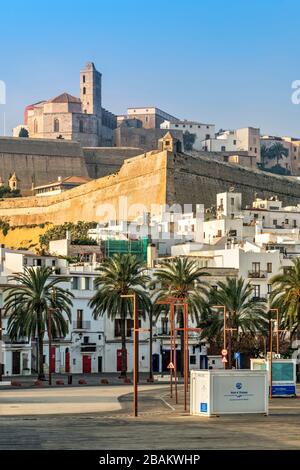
[0, 385, 300, 449]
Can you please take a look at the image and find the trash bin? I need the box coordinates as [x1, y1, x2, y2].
[67, 374, 73, 385]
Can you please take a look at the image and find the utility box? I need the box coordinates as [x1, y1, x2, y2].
[190, 370, 268, 417]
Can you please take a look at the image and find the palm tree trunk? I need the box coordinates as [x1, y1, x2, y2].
[227, 314, 232, 369]
[179, 310, 184, 377]
[120, 318, 127, 377]
[37, 319, 45, 380]
[149, 311, 153, 381]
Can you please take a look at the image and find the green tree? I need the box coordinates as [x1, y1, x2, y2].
[268, 142, 289, 166]
[260, 144, 270, 167]
[89, 253, 150, 377]
[201, 277, 268, 367]
[4, 267, 74, 379]
[18, 127, 29, 138]
[270, 258, 300, 337]
[153, 257, 209, 374]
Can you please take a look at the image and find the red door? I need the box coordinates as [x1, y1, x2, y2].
[82, 355, 92, 373]
[50, 346, 56, 373]
[117, 349, 127, 372]
[65, 350, 70, 373]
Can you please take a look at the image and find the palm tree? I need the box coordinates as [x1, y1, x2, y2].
[4, 267, 74, 380]
[89, 253, 150, 377]
[153, 257, 209, 375]
[270, 258, 300, 338]
[268, 142, 289, 166]
[260, 144, 270, 167]
[202, 277, 268, 367]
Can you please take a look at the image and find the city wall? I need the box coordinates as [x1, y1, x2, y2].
[0, 149, 300, 228]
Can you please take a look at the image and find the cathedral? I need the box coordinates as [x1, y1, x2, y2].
[14, 62, 116, 147]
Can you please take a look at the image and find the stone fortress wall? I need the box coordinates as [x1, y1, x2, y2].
[0, 143, 300, 227]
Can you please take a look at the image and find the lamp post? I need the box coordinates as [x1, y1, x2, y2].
[121, 293, 138, 417]
[212, 305, 237, 369]
[156, 297, 201, 411]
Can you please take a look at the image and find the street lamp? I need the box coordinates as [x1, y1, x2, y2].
[121, 293, 138, 417]
[212, 305, 237, 369]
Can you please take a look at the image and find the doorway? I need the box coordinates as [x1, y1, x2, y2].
[12, 351, 21, 375]
[82, 355, 92, 373]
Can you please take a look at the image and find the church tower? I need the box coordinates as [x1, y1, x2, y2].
[80, 62, 102, 117]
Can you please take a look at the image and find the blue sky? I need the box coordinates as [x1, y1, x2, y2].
[0, 0, 300, 136]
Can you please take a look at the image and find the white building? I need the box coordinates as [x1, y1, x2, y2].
[202, 127, 260, 162]
[160, 119, 215, 151]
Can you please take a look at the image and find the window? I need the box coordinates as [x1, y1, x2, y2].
[114, 319, 141, 337]
[140, 136, 146, 145]
[114, 319, 121, 337]
[175, 124, 178, 128]
[273, 220, 277, 226]
[252, 262, 260, 274]
[217, 229, 222, 237]
[267, 263, 272, 273]
[231, 197, 234, 206]
[77, 310, 83, 329]
[54, 118, 59, 133]
[285, 219, 289, 224]
[294, 220, 297, 228]
[82, 75, 85, 83]
[253, 285, 260, 298]
[79, 120, 84, 133]
[162, 317, 168, 334]
[267, 284, 272, 294]
[190, 355, 196, 365]
[34, 119, 38, 133]
[255, 147, 257, 153]
[233, 140, 236, 145]
[221, 146, 226, 151]
[83, 87, 86, 95]
[206, 134, 210, 139]
[71, 277, 79, 290]
[84, 277, 90, 290]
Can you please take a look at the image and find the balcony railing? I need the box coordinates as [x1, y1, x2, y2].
[248, 270, 268, 279]
[72, 321, 91, 330]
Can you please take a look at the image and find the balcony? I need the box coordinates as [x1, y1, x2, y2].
[154, 327, 171, 336]
[81, 342, 96, 352]
[72, 321, 91, 331]
[248, 270, 268, 279]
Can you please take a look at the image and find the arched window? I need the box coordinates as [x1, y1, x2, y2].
[79, 120, 84, 133]
[83, 87, 86, 95]
[34, 119, 38, 133]
[54, 118, 60, 133]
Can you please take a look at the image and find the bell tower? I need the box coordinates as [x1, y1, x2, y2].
[80, 62, 102, 117]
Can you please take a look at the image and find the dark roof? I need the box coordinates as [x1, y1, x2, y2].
[49, 93, 81, 104]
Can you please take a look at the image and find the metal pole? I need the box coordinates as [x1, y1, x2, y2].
[223, 306, 227, 369]
[149, 309, 153, 382]
[270, 319, 273, 400]
[133, 293, 138, 417]
[184, 303, 188, 412]
[0, 308, 3, 382]
[276, 309, 279, 355]
[169, 303, 173, 398]
[173, 305, 178, 404]
[48, 309, 52, 386]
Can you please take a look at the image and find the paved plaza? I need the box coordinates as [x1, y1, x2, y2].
[0, 384, 300, 449]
